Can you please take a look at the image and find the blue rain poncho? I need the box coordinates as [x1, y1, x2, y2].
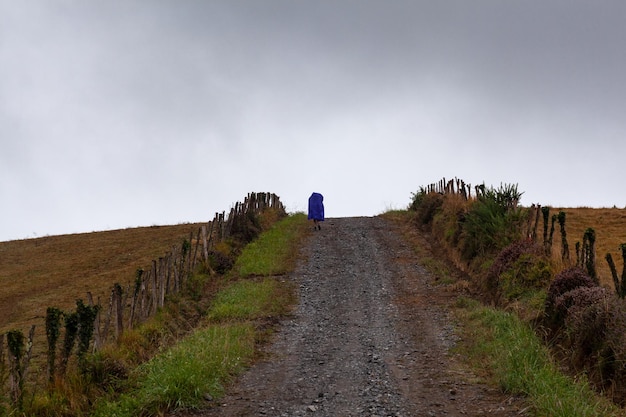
[307, 192, 325, 221]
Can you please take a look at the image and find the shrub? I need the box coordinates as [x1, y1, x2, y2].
[411, 192, 444, 225]
[432, 194, 468, 247]
[562, 288, 626, 404]
[409, 187, 427, 211]
[230, 211, 262, 244]
[486, 240, 551, 304]
[458, 185, 526, 262]
[207, 249, 234, 275]
[544, 267, 597, 330]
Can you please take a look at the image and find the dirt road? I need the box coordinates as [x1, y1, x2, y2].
[175, 217, 527, 416]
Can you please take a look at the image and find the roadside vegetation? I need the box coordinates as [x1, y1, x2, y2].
[406, 179, 626, 416]
[90, 213, 308, 417]
[5, 182, 626, 416]
[1, 212, 308, 417]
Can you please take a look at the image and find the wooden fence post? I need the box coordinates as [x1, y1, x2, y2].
[201, 225, 209, 264]
[0, 334, 5, 381]
[114, 283, 124, 339]
[149, 260, 158, 315]
[143, 268, 151, 320]
[87, 292, 102, 351]
[101, 288, 115, 344]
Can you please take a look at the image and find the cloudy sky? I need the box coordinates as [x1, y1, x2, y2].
[1, 1, 625, 241]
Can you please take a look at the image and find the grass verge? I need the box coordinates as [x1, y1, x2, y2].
[209, 278, 293, 322]
[455, 298, 623, 417]
[92, 323, 256, 416]
[233, 213, 309, 277]
[91, 213, 309, 416]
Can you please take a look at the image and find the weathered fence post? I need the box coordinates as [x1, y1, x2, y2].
[201, 225, 209, 264]
[114, 283, 124, 339]
[557, 211, 570, 264]
[86, 292, 102, 352]
[59, 312, 78, 377]
[150, 260, 158, 315]
[129, 268, 143, 330]
[45, 307, 63, 381]
[7, 326, 35, 410]
[582, 228, 597, 283]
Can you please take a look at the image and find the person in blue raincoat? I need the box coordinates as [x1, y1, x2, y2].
[308, 192, 324, 230]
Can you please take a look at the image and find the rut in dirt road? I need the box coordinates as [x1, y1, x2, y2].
[181, 216, 526, 417]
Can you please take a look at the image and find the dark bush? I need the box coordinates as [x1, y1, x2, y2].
[413, 192, 444, 225]
[486, 239, 550, 304]
[207, 249, 234, 275]
[545, 267, 597, 320]
[230, 210, 262, 244]
[554, 286, 608, 328]
[561, 288, 626, 403]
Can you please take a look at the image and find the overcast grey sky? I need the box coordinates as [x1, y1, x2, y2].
[2, 1, 625, 241]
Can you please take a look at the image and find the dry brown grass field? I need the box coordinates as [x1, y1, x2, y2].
[0, 223, 203, 336]
[550, 207, 626, 289]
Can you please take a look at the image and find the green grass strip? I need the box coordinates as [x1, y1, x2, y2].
[209, 278, 290, 321]
[458, 300, 621, 417]
[92, 323, 255, 417]
[233, 213, 308, 277]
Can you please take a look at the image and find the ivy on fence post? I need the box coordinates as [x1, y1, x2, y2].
[76, 299, 100, 373]
[129, 268, 144, 330]
[59, 312, 79, 377]
[541, 206, 550, 253]
[583, 228, 597, 283]
[6, 326, 34, 411]
[45, 307, 63, 383]
[114, 283, 124, 338]
[557, 211, 570, 264]
[531, 204, 541, 242]
[7, 330, 25, 409]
